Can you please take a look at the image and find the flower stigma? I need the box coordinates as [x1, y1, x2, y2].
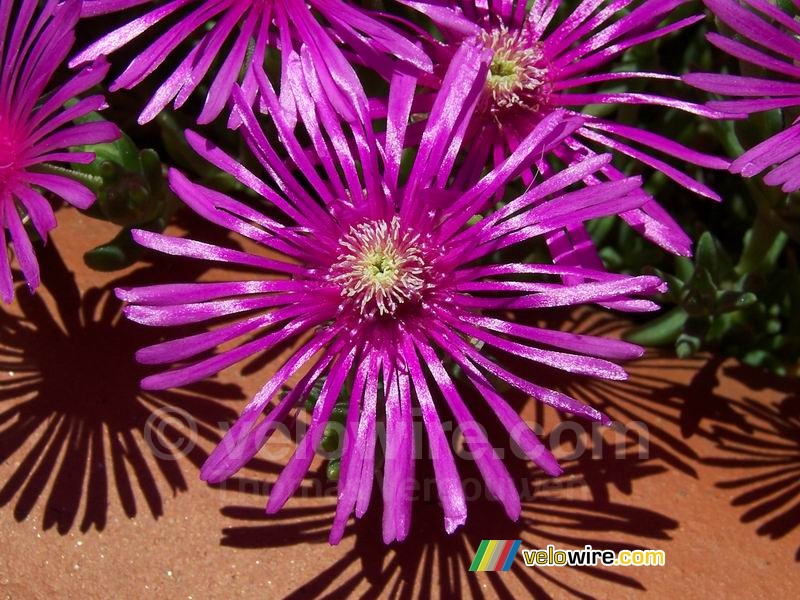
[479, 26, 549, 113]
[331, 217, 428, 317]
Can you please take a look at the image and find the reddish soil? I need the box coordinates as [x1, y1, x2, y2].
[1, 209, 798, 598]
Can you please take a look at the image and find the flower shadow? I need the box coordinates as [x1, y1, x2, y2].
[537, 309, 799, 561]
[703, 364, 800, 562]
[0, 244, 244, 533]
[217, 448, 675, 598]
[528, 308, 752, 479]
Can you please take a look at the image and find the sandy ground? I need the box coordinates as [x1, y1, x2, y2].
[1, 209, 798, 599]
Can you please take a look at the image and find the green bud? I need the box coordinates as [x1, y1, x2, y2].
[329, 401, 349, 426]
[320, 427, 340, 454]
[742, 350, 769, 368]
[326, 459, 341, 482]
[766, 319, 782, 335]
[304, 377, 327, 412]
[676, 333, 701, 358]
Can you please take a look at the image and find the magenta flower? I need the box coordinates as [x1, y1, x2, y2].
[400, 0, 730, 260]
[117, 43, 664, 543]
[684, 0, 800, 193]
[71, 0, 432, 125]
[0, 0, 119, 303]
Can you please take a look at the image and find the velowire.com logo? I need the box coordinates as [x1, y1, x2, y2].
[470, 541, 666, 571]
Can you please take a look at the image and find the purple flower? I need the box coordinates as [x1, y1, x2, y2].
[399, 0, 730, 260]
[684, 0, 800, 193]
[71, 0, 432, 125]
[0, 0, 119, 303]
[117, 43, 664, 543]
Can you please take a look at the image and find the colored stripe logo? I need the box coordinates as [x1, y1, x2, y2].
[469, 540, 522, 572]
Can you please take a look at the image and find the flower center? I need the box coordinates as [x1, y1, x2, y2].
[331, 217, 427, 316]
[479, 26, 548, 113]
